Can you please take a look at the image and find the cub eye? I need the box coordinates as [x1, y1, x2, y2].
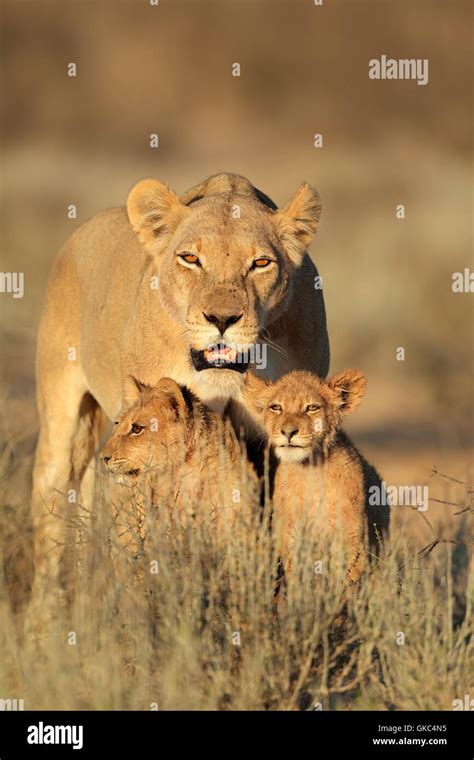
[252, 258, 272, 269]
[130, 423, 145, 436]
[269, 403, 282, 413]
[306, 404, 321, 413]
[179, 252, 200, 266]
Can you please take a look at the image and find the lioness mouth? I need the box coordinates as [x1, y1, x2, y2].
[190, 345, 249, 373]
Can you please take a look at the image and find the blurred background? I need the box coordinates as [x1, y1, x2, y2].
[1, 0, 473, 548]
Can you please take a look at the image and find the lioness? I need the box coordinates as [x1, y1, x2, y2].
[100, 376, 258, 557]
[30, 173, 329, 620]
[243, 369, 390, 583]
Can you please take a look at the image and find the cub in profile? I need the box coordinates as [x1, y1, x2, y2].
[243, 369, 390, 583]
[101, 376, 258, 558]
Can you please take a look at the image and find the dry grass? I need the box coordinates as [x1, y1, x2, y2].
[0, 426, 472, 711]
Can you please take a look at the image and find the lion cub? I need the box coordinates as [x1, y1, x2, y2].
[101, 376, 258, 558]
[243, 369, 389, 583]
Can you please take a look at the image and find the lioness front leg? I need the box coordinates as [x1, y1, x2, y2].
[28, 383, 101, 641]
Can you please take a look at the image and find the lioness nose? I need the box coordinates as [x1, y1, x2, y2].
[102, 455, 111, 465]
[203, 312, 243, 336]
[281, 425, 299, 441]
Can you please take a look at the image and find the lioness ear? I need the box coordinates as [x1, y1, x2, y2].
[123, 375, 152, 406]
[242, 372, 272, 415]
[127, 179, 189, 252]
[327, 369, 367, 414]
[274, 182, 321, 265]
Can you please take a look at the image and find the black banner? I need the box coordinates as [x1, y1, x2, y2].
[0, 710, 472, 758]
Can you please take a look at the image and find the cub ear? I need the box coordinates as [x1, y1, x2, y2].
[273, 182, 321, 265]
[156, 377, 189, 420]
[326, 369, 367, 414]
[242, 372, 273, 415]
[127, 179, 189, 252]
[123, 375, 153, 406]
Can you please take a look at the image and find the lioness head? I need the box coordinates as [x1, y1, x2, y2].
[243, 369, 367, 463]
[101, 376, 207, 482]
[127, 173, 321, 382]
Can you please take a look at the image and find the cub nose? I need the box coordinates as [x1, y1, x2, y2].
[281, 425, 299, 442]
[203, 312, 243, 336]
[102, 454, 111, 465]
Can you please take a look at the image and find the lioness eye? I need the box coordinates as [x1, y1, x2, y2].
[130, 423, 145, 435]
[269, 403, 282, 413]
[252, 258, 272, 269]
[179, 253, 200, 266]
[306, 404, 321, 413]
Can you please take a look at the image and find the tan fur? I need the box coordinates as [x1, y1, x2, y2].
[100, 377, 259, 559]
[29, 173, 329, 626]
[243, 370, 390, 583]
